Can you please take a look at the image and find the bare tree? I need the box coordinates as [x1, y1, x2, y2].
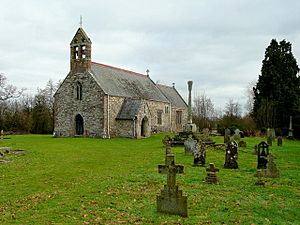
[224, 99, 242, 118]
[245, 80, 256, 114]
[0, 73, 24, 101]
[192, 92, 215, 129]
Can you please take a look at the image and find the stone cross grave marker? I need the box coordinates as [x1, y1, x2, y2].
[184, 135, 197, 155]
[162, 135, 173, 155]
[257, 141, 269, 169]
[224, 141, 238, 169]
[157, 154, 187, 217]
[224, 128, 231, 143]
[205, 163, 219, 184]
[193, 141, 206, 167]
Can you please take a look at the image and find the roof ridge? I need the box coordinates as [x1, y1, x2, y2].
[92, 62, 146, 77]
[156, 83, 173, 88]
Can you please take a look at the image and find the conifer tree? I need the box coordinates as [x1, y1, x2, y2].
[253, 39, 300, 135]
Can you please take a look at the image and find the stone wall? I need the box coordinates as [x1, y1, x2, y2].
[146, 100, 171, 133]
[54, 71, 105, 137]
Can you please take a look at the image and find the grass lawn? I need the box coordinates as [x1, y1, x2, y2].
[0, 134, 299, 224]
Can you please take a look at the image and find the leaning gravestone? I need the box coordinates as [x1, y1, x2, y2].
[184, 136, 197, 155]
[224, 128, 231, 143]
[266, 154, 280, 178]
[224, 141, 238, 169]
[157, 154, 187, 217]
[193, 141, 206, 167]
[205, 163, 219, 184]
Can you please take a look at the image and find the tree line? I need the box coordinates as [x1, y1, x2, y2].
[0, 74, 59, 134]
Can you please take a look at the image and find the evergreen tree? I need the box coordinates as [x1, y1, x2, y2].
[253, 39, 300, 136]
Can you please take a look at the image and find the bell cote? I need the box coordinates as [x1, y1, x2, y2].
[70, 28, 92, 73]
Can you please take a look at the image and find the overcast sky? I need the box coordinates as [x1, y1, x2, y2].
[1, 0, 300, 113]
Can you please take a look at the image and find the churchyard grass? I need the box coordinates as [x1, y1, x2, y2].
[0, 135, 299, 224]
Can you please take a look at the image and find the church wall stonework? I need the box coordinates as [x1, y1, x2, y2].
[54, 72, 105, 137]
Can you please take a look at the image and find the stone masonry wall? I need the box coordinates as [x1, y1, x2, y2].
[54, 72, 105, 137]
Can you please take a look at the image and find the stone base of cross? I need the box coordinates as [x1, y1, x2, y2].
[205, 163, 219, 184]
[157, 154, 188, 217]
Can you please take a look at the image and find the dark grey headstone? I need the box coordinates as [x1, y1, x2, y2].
[224, 141, 238, 169]
[257, 141, 269, 169]
[193, 141, 206, 167]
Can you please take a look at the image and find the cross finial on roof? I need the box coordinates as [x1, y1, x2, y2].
[146, 69, 150, 76]
[79, 15, 83, 28]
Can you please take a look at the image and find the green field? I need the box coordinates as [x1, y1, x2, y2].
[0, 135, 299, 224]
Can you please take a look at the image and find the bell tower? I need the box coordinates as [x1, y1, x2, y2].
[70, 27, 92, 73]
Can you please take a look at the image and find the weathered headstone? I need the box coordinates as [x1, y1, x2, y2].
[205, 163, 219, 184]
[193, 141, 206, 167]
[224, 128, 231, 143]
[257, 141, 269, 169]
[233, 129, 240, 142]
[277, 136, 283, 146]
[224, 141, 238, 169]
[184, 136, 197, 155]
[238, 140, 247, 148]
[266, 154, 280, 178]
[202, 128, 210, 141]
[157, 154, 187, 217]
[0, 130, 3, 140]
[287, 116, 293, 139]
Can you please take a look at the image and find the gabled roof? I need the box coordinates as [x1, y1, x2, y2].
[70, 28, 91, 45]
[156, 84, 188, 108]
[116, 99, 142, 120]
[90, 62, 169, 103]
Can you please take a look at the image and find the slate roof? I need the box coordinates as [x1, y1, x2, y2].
[90, 62, 169, 103]
[156, 84, 188, 108]
[116, 99, 142, 120]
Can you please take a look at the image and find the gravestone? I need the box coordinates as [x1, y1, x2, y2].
[202, 128, 210, 141]
[233, 129, 241, 142]
[205, 163, 219, 184]
[224, 141, 238, 169]
[157, 154, 187, 217]
[277, 136, 283, 146]
[257, 141, 269, 169]
[266, 154, 280, 178]
[287, 116, 293, 139]
[0, 130, 3, 140]
[224, 128, 231, 143]
[184, 136, 197, 155]
[238, 140, 247, 148]
[193, 141, 206, 167]
[162, 136, 173, 155]
[267, 136, 272, 146]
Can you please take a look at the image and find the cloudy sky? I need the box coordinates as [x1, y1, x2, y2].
[1, 0, 299, 113]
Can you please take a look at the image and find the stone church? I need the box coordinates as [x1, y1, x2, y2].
[54, 27, 188, 138]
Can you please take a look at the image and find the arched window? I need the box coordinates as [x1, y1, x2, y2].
[76, 82, 82, 100]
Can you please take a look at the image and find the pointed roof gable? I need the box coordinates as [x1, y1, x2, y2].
[116, 99, 142, 120]
[90, 62, 169, 103]
[70, 27, 91, 45]
[156, 84, 188, 108]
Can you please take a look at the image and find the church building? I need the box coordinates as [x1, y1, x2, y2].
[54, 27, 188, 138]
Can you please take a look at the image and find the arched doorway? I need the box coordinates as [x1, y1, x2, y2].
[141, 117, 148, 137]
[75, 114, 84, 135]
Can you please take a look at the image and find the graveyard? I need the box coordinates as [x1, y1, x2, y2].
[0, 134, 299, 224]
